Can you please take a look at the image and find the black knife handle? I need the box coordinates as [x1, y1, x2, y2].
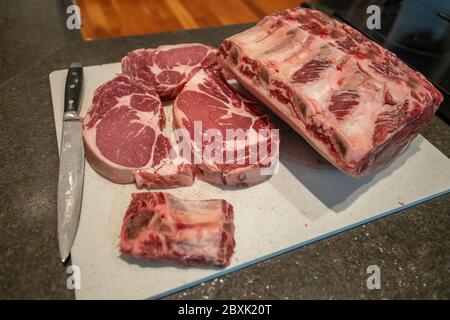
[64, 63, 83, 114]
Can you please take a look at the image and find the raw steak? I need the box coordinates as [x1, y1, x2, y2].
[218, 7, 443, 176]
[83, 74, 194, 188]
[173, 68, 280, 187]
[122, 43, 218, 100]
[119, 192, 235, 267]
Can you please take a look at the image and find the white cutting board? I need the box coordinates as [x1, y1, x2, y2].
[50, 63, 450, 300]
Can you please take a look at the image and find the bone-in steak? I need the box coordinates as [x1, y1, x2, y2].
[83, 74, 194, 187]
[173, 68, 280, 187]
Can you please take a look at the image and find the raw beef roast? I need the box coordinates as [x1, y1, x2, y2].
[83, 74, 194, 188]
[119, 192, 235, 267]
[173, 68, 280, 187]
[218, 7, 443, 176]
[122, 43, 218, 100]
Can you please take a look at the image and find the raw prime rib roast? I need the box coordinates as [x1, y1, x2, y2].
[218, 7, 443, 176]
[83, 74, 194, 188]
[122, 43, 218, 100]
[173, 68, 280, 187]
[120, 192, 235, 267]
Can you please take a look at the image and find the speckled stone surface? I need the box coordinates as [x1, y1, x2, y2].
[0, 1, 448, 300]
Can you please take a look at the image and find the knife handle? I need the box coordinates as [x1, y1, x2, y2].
[64, 63, 84, 115]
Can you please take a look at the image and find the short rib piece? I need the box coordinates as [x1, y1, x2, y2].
[119, 192, 235, 267]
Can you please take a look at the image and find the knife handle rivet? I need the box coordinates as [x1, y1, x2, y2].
[70, 84, 75, 89]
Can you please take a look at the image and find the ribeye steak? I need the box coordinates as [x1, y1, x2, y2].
[122, 43, 218, 100]
[83, 74, 194, 188]
[218, 7, 443, 176]
[173, 68, 280, 187]
[119, 192, 235, 267]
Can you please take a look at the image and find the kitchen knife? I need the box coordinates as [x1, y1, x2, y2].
[57, 62, 84, 264]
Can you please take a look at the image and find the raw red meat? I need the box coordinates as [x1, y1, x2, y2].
[173, 68, 280, 187]
[121, 43, 218, 100]
[119, 192, 235, 267]
[218, 7, 443, 176]
[83, 74, 194, 188]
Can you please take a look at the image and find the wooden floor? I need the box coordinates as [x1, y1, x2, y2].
[77, 0, 304, 40]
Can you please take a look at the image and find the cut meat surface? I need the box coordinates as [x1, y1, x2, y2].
[173, 68, 280, 187]
[83, 74, 194, 188]
[122, 43, 218, 100]
[218, 7, 443, 176]
[119, 192, 235, 267]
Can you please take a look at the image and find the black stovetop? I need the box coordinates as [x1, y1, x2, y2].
[304, 0, 450, 123]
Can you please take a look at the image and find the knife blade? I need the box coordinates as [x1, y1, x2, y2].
[57, 62, 84, 264]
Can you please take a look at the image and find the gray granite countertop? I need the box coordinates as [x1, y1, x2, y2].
[0, 1, 449, 300]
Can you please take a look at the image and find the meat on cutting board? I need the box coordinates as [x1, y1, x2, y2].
[119, 192, 235, 267]
[83, 74, 194, 188]
[173, 68, 280, 187]
[122, 43, 218, 100]
[218, 7, 443, 176]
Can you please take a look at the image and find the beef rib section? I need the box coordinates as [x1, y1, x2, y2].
[119, 192, 235, 267]
[173, 68, 280, 187]
[218, 7, 443, 176]
[83, 74, 194, 188]
[122, 43, 218, 100]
